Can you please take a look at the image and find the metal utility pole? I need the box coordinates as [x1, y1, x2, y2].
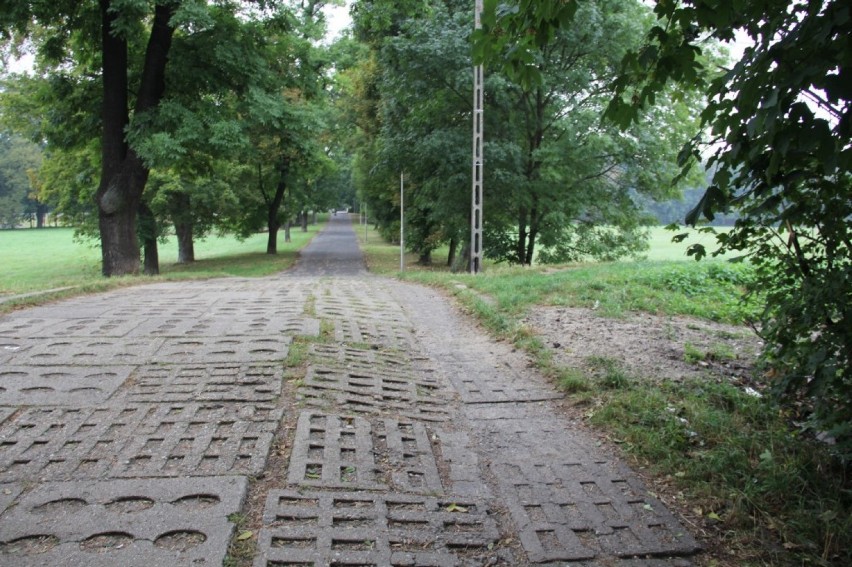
[400, 172, 405, 272]
[471, 0, 484, 274]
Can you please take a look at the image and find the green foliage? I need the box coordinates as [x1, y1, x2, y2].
[627, 0, 852, 456]
[475, 0, 852, 458]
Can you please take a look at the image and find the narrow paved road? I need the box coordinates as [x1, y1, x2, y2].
[0, 215, 698, 566]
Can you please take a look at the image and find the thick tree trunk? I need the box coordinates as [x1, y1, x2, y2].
[95, 1, 175, 277]
[267, 223, 279, 255]
[452, 242, 470, 273]
[447, 236, 458, 267]
[36, 204, 48, 228]
[175, 220, 195, 264]
[266, 158, 289, 255]
[284, 221, 292, 243]
[311, 211, 317, 225]
[301, 210, 308, 232]
[418, 250, 432, 265]
[170, 192, 194, 263]
[138, 202, 159, 276]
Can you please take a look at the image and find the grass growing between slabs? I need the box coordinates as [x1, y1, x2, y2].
[0, 220, 325, 313]
[357, 226, 851, 566]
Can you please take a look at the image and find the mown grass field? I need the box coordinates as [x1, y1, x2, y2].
[357, 220, 851, 567]
[0, 220, 326, 311]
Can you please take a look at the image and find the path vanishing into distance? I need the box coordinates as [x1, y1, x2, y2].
[0, 215, 699, 566]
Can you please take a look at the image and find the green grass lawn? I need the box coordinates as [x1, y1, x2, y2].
[0, 221, 325, 307]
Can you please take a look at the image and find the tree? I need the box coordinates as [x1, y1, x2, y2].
[476, 0, 852, 455]
[0, 132, 42, 228]
[359, 0, 701, 267]
[483, 0, 702, 265]
[0, 1, 282, 276]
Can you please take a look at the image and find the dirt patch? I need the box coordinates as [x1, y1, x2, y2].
[524, 306, 762, 383]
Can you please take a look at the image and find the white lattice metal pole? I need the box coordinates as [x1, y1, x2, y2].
[471, 0, 484, 274]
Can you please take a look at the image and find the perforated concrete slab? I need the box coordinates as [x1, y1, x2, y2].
[254, 490, 500, 567]
[298, 343, 451, 421]
[206, 300, 307, 320]
[6, 302, 111, 319]
[287, 411, 445, 494]
[493, 459, 699, 562]
[151, 336, 290, 364]
[330, 318, 416, 348]
[117, 363, 283, 403]
[27, 317, 144, 338]
[0, 476, 246, 566]
[443, 354, 563, 405]
[8, 337, 165, 366]
[0, 366, 133, 406]
[298, 370, 451, 422]
[99, 305, 208, 319]
[0, 404, 283, 481]
[127, 316, 235, 337]
[314, 282, 413, 326]
[0, 318, 54, 338]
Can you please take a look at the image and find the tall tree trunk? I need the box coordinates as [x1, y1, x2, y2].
[301, 210, 308, 232]
[311, 210, 317, 225]
[95, 1, 175, 277]
[138, 201, 159, 275]
[447, 236, 458, 267]
[418, 250, 432, 265]
[266, 157, 289, 255]
[452, 242, 470, 273]
[267, 222, 279, 255]
[284, 220, 292, 243]
[175, 223, 194, 263]
[516, 207, 528, 265]
[36, 204, 48, 228]
[170, 192, 194, 263]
